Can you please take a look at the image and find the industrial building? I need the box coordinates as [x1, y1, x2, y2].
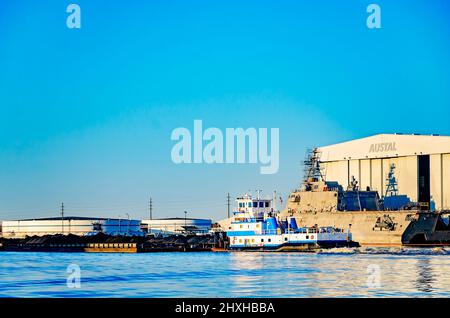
[141, 217, 212, 234]
[318, 134, 450, 210]
[0, 216, 143, 238]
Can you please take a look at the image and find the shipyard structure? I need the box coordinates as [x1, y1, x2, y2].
[318, 133, 450, 211]
[281, 133, 450, 246]
[141, 218, 212, 235]
[0, 217, 212, 238]
[0, 216, 144, 238]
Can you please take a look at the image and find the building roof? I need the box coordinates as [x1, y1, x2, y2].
[142, 218, 213, 227]
[143, 217, 212, 222]
[318, 134, 450, 162]
[12, 216, 137, 221]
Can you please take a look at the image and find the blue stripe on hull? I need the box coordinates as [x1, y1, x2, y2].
[230, 241, 356, 250]
[317, 240, 357, 248]
[227, 231, 257, 236]
[230, 242, 314, 249]
[317, 240, 348, 245]
[229, 245, 291, 250]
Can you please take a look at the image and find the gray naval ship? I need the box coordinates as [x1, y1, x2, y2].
[280, 149, 450, 246]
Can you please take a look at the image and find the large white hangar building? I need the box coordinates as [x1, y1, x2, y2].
[318, 134, 450, 210]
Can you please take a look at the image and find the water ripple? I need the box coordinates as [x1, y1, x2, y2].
[1, 249, 450, 297]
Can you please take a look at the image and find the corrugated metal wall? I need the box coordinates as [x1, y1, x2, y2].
[321, 155, 442, 208]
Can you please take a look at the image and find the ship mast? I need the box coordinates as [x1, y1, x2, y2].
[303, 148, 325, 183]
[385, 163, 398, 197]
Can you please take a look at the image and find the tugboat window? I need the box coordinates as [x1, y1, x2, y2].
[259, 202, 264, 208]
[253, 202, 258, 208]
[265, 202, 270, 207]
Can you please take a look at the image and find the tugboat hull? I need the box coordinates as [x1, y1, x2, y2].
[229, 241, 358, 252]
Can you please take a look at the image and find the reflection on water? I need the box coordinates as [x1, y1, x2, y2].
[229, 253, 265, 296]
[1, 248, 450, 297]
[415, 258, 435, 294]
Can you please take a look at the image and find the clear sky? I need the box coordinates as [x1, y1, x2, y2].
[1, 0, 449, 221]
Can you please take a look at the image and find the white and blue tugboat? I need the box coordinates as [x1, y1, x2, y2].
[226, 193, 358, 251]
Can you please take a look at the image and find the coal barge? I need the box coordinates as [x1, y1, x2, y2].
[0, 232, 226, 253]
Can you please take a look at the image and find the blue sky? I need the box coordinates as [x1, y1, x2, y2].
[1, 0, 449, 220]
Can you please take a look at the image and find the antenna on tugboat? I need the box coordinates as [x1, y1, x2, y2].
[273, 191, 277, 211]
[227, 193, 231, 219]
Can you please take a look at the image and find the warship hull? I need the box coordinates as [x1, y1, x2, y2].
[288, 210, 450, 246]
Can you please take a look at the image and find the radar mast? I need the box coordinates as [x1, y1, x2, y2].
[385, 163, 399, 197]
[303, 148, 325, 183]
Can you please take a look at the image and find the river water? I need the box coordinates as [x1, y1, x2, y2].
[1, 247, 450, 297]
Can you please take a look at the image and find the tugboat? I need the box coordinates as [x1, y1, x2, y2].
[226, 193, 358, 251]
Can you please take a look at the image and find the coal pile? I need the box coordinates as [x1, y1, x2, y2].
[0, 232, 225, 252]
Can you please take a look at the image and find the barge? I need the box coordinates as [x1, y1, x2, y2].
[0, 233, 218, 253]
